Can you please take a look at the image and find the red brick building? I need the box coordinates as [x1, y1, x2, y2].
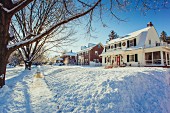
[77, 43, 104, 66]
[61, 51, 77, 65]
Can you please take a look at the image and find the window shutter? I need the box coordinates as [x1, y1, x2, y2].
[134, 39, 136, 46]
[127, 40, 129, 48]
[127, 55, 129, 62]
[135, 54, 138, 62]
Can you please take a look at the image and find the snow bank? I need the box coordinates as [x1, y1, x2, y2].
[0, 66, 170, 113]
[45, 67, 170, 113]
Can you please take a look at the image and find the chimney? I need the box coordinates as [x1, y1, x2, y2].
[147, 22, 153, 27]
[81, 46, 87, 50]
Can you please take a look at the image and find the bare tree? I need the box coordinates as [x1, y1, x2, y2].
[0, 0, 101, 87]
[8, 50, 23, 66]
[10, 0, 78, 70]
[0, 0, 168, 87]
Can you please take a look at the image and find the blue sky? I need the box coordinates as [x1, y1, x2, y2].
[63, 5, 170, 53]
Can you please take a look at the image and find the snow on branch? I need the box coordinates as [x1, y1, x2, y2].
[1, 0, 33, 14]
[7, 0, 101, 51]
[0, 3, 11, 13]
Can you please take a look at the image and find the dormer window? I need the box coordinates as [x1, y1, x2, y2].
[129, 40, 134, 46]
[127, 38, 136, 48]
[116, 42, 121, 48]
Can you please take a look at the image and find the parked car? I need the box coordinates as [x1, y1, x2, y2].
[54, 62, 64, 66]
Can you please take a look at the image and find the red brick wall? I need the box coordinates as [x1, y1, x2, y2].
[77, 44, 104, 65]
[89, 44, 104, 63]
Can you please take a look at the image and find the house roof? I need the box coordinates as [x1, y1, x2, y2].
[56, 57, 63, 61]
[77, 42, 104, 53]
[64, 52, 77, 56]
[106, 27, 151, 45]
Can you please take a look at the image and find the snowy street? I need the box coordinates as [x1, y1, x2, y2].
[0, 66, 170, 113]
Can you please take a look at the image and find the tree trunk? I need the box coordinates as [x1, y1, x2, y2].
[0, 55, 9, 88]
[0, 5, 12, 88]
[24, 61, 32, 70]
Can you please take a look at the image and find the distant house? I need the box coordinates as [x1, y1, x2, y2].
[61, 50, 77, 65]
[77, 43, 104, 66]
[56, 57, 63, 63]
[100, 22, 170, 67]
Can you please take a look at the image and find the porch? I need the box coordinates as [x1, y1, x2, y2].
[145, 51, 170, 66]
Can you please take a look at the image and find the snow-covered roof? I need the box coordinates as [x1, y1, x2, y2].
[56, 57, 63, 61]
[77, 43, 104, 53]
[64, 52, 77, 56]
[107, 27, 151, 45]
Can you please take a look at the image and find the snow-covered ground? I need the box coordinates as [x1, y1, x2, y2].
[0, 66, 170, 113]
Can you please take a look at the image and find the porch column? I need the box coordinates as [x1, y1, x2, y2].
[169, 52, 170, 65]
[142, 50, 145, 66]
[160, 51, 164, 66]
[111, 55, 113, 65]
[165, 51, 168, 65]
[152, 52, 153, 65]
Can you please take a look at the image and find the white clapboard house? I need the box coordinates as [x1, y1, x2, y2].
[100, 22, 170, 67]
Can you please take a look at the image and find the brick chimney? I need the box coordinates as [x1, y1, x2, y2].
[147, 22, 153, 27]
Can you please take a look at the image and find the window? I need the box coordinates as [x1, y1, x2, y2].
[149, 40, 151, 45]
[156, 42, 160, 46]
[96, 59, 99, 63]
[127, 38, 136, 48]
[129, 40, 134, 47]
[129, 55, 135, 62]
[95, 51, 98, 55]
